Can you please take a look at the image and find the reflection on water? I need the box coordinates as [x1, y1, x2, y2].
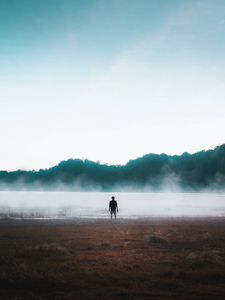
[0, 192, 225, 219]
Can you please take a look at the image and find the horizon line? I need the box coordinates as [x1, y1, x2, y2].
[1, 143, 224, 173]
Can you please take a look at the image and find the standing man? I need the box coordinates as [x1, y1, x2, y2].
[109, 196, 119, 219]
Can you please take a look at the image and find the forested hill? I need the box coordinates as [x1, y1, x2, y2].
[1, 144, 225, 191]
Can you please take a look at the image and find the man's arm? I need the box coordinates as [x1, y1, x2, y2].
[116, 201, 119, 212]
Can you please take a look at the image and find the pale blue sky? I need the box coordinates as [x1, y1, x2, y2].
[1, 0, 225, 170]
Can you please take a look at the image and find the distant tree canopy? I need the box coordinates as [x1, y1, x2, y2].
[0, 144, 225, 191]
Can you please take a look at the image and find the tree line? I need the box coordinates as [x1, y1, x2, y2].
[0, 144, 225, 191]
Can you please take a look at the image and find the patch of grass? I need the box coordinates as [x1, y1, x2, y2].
[1, 218, 225, 299]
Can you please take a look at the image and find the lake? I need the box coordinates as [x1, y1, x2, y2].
[0, 192, 225, 219]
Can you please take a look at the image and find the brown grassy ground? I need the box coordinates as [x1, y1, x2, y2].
[1, 217, 225, 300]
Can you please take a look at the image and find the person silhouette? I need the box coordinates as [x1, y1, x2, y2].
[109, 196, 118, 219]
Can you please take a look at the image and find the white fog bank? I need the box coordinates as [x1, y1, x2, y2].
[1, 192, 225, 219]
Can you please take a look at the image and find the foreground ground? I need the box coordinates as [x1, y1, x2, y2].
[1, 217, 225, 300]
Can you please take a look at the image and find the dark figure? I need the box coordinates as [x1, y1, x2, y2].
[109, 196, 118, 219]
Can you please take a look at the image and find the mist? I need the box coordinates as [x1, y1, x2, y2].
[1, 192, 225, 219]
[1, 144, 225, 193]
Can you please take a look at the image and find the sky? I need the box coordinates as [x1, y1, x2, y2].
[0, 0, 225, 171]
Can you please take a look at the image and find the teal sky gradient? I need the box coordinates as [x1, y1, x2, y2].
[1, 0, 225, 170]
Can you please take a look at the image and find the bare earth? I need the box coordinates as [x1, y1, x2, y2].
[1, 217, 225, 300]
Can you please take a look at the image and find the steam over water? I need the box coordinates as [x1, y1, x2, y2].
[1, 192, 225, 219]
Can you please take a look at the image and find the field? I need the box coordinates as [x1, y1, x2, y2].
[1, 217, 225, 299]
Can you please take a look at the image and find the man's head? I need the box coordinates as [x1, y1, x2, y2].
[112, 196, 115, 200]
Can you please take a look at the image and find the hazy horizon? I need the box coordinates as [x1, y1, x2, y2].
[1, 142, 224, 172]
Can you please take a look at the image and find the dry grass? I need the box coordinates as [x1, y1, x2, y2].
[0, 218, 225, 299]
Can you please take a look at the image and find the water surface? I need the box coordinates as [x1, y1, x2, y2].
[0, 192, 225, 219]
